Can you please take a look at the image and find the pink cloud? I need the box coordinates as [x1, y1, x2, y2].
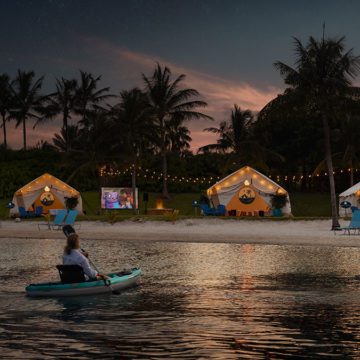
[4, 37, 281, 152]
[81, 38, 281, 151]
[5, 120, 61, 150]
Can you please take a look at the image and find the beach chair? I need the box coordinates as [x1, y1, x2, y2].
[38, 209, 67, 230]
[63, 210, 81, 229]
[34, 206, 43, 217]
[19, 207, 29, 218]
[214, 204, 226, 216]
[337, 210, 360, 235]
[200, 204, 216, 216]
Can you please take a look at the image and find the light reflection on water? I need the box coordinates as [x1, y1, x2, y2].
[0, 238, 360, 358]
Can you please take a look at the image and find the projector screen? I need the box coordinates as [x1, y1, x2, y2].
[101, 187, 138, 209]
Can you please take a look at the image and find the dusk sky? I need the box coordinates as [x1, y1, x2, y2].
[2, 0, 360, 150]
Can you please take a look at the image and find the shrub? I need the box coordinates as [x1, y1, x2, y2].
[270, 193, 288, 209]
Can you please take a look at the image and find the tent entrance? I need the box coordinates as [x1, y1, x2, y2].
[226, 186, 270, 214]
[33, 192, 65, 214]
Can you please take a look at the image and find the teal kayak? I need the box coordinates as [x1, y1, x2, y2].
[26, 268, 141, 297]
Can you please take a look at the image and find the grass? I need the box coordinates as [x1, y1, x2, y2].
[290, 192, 332, 217]
[80, 191, 333, 219]
[0, 191, 333, 220]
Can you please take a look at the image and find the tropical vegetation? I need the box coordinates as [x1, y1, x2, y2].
[1, 35, 360, 222]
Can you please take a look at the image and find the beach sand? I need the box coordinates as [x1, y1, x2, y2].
[0, 218, 359, 248]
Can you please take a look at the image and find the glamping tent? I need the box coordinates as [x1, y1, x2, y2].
[206, 166, 291, 216]
[338, 182, 360, 216]
[10, 173, 83, 216]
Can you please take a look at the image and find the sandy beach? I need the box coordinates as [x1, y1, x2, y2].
[0, 218, 359, 248]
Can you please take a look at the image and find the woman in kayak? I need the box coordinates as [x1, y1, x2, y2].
[63, 233, 107, 280]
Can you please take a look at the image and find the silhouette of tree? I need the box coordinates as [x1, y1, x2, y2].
[0, 74, 13, 149]
[44, 77, 78, 151]
[10, 70, 45, 150]
[271, 36, 360, 228]
[143, 64, 212, 198]
[75, 71, 112, 127]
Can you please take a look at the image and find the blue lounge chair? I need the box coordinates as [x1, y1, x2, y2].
[19, 206, 29, 218]
[338, 210, 360, 235]
[214, 205, 226, 216]
[38, 210, 67, 230]
[63, 210, 80, 229]
[200, 204, 216, 216]
[34, 206, 43, 217]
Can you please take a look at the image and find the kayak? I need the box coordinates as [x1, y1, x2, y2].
[26, 268, 141, 297]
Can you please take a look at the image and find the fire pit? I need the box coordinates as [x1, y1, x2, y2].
[147, 197, 173, 216]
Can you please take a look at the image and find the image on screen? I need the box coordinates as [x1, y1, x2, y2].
[101, 187, 138, 209]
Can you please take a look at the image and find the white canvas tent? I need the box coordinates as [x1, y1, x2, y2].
[207, 166, 291, 216]
[10, 173, 83, 216]
[338, 182, 360, 216]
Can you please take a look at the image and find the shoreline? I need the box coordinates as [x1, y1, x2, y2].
[1, 218, 360, 248]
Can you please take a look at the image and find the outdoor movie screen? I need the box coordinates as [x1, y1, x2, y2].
[101, 187, 138, 210]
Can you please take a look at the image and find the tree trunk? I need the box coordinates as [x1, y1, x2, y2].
[322, 114, 340, 229]
[162, 150, 169, 198]
[23, 117, 27, 150]
[132, 161, 137, 215]
[63, 111, 69, 152]
[349, 159, 354, 187]
[160, 117, 170, 199]
[1, 114, 7, 149]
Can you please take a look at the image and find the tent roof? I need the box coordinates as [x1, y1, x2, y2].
[207, 166, 288, 195]
[339, 181, 360, 197]
[15, 173, 80, 196]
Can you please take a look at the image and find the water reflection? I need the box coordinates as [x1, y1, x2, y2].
[0, 238, 359, 358]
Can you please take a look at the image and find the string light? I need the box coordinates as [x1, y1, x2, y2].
[99, 165, 360, 185]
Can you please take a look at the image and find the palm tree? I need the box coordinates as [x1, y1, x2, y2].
[143, 64, 212, 198]
[111, 88, 153, 212]
[44, 77, 78, 151]
[199, 121, 231, 154]
[0, 74, 13, 148]
[166, 119, 192, 154]
[315, 113, 360, 187]
[272, 36, 360, 229]
[339, 115, 360, 186]
[199, 105, 281, 172]
[52, 124, 81, 152]
[65, 110, 115, 185]
[10, 70, 45, 150]
[200, 105, 252, 154]
[75, 71, 112, 127]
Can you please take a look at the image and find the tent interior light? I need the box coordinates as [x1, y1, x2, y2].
[44, 186, 50, 192]
[244, 180, 250, 186]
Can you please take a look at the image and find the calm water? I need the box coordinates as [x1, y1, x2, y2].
[0, 237, 360, 359]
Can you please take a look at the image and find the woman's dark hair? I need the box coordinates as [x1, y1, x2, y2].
[64, 234, 79, 255]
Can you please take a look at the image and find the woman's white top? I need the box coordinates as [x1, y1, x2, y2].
[63, 249, 98, 279]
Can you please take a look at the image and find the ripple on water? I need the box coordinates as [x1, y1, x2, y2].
[0, 239, 359, 358]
